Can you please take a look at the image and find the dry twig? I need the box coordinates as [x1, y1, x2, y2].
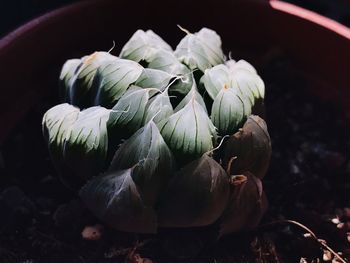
[258, 219, 347, 263]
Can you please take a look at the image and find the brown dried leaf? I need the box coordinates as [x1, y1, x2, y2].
[323, 250, 333, 261]
[223, 115, 271, 179]
[81, 224, 104, 241]
[219, 171, 268, 236]
[126, 253, 153, 263]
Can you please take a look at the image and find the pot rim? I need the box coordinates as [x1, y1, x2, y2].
[0, 0, 349, 146]
[0, 0, 349, 51]
[269, 0, 350, 39]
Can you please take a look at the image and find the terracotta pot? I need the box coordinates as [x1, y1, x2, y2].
[0, 0, 349, 145]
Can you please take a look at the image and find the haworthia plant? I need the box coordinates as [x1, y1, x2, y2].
[43, 27, 271, 235]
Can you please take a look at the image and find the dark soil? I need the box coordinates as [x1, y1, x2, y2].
[1, 49, 350, 263]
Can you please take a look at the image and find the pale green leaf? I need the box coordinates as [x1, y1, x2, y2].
[201, 64, 254, 118]
[174, 28, 224, 72]
[147, 49, 183, 73]
[147, 49, 193, 95]
[143, 89, 173, 124]
[94, 58, 144, 108]
[226, 59, 257, 74]
[169, 70, 193, 95]
[109, 121, 174, 205]
[200, 64, 231, 100]
[69, 52, 117, 108]
[59, 59, 81, 101]
[135, 68, 174, 91]
[174, 79, 207, 113]
[63, 106, 110, 183]
[120, 29, 172, 62]
[211, 87, 245, 135]
[231, 70, 256, 105]
[80, 168, 157, 233]
[159, 98, 217, 160]
[107, 86, 155, 136]
[42, 103, 80, 151]
[227, 59, 265, 99]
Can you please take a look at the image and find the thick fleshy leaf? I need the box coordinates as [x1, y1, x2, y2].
[69, 52, 117, 108]
[120, 30, 172, 62]
[219, 172, 268, 236]
[42, 103, 80, 181]
[255, 75, 265, 99]
[42, 103, 80, 151]
[200, 64, 231, 100]
[169, 71, 193, 95]
[147, 49, 193, 95]
[238, 91, 253, 118]
[42, 104, 80, 189]
[148, 49, 183, 74]
[223, 115, 271, 179]
[59, 59, 81, 101]
[94, 58, 143, 108]
[174, 79, 207, 113]
[107, 86, 156, 139]
[135, 68, 174, 91]
[109, 121, 174, 205]
[175, 28, 225, 72]
[143, 89, 173, 124]
[231, 71, 256, 106]
[226, 59, 257, 74]
[80, 168, 157, 233]
[158, 154, 229, 227]
[62, 106, 110, 186]
[227, 59, 265, 100]
[159, 98, 217, 161]
[201, 64, 253, 117]
[211, 87, 245, 135]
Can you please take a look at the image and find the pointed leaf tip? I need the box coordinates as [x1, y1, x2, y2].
[94, 58, 144, 108]
[159, 99, 217, 161]
[109, 121, 174, 205]
[120, 29, 172, 62]
[175, 28, 225, 72]
[66, 52, 117, 108]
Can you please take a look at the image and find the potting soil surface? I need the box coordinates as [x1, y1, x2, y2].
[0, 49, 350, 263]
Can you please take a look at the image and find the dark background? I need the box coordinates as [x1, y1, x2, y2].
[0, 0, 349, 39]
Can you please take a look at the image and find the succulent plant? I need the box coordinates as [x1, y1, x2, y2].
[43, 27, 271, 235]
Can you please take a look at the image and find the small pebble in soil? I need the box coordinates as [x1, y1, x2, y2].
[323, 249, 332, 261]
[81, 224, 104, 241]
[126, 253, 153, 263]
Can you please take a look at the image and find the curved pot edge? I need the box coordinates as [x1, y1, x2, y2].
[0, 0, 349, 146]
[0, 0, 97, 51]
[1, 0, 349, 51]
[269, 0, 350, 39]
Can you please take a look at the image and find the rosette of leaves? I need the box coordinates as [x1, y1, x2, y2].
[43, 27, 271, 235]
